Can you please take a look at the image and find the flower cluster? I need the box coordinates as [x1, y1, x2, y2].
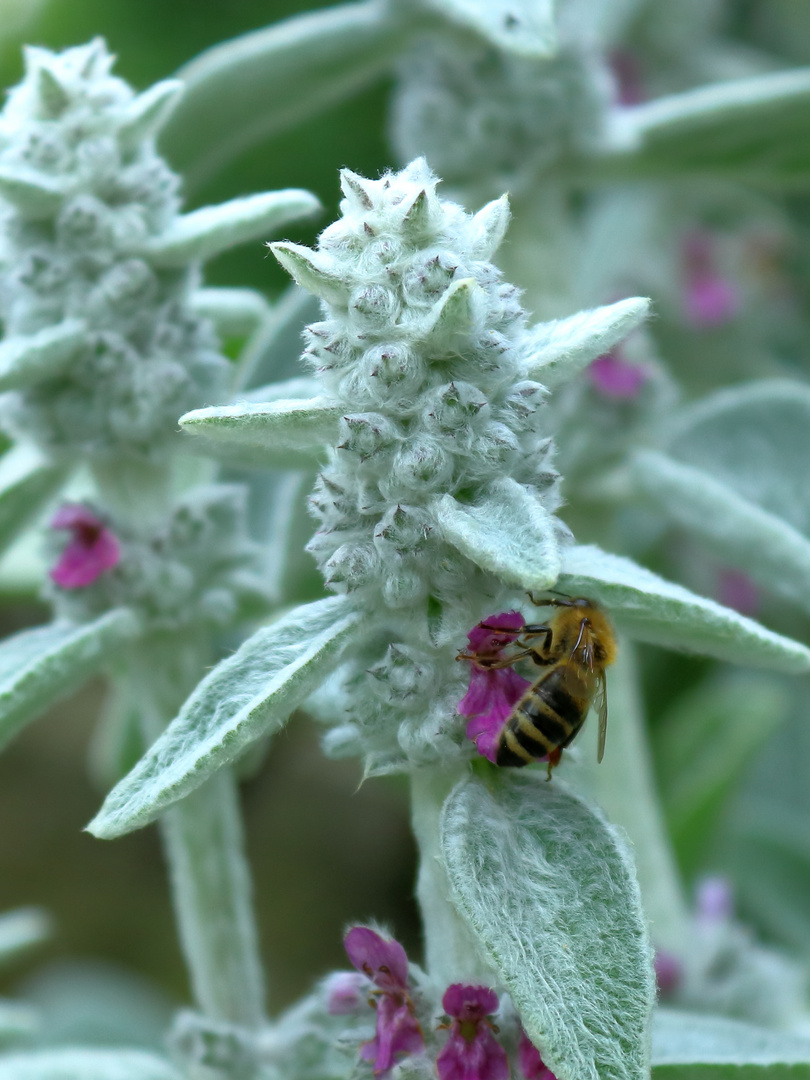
[274, 159, 568, 774]
[0, 39, 229, 462]
[48, 486, 265, 632]
[326, 927, 556, 1080]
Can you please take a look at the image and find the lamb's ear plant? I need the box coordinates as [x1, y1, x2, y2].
[89, 160, 810, 1080]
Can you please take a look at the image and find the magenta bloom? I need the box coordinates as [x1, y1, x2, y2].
[458, 612, 531, 764]
[437, 985, 509, 1080]
[696, 876, 733, 923]
[343, 927, 424, 1075]
[589, 350, 647, 400]
[50, 504, 120, 589]
[518, 1032, 557, 1080]
[717, 569, 759, 617]
[682, 231, 739, 328]
[608, 48, 645, 105]
[326, 971, 369, 1015]
[653, 950, 683, 999]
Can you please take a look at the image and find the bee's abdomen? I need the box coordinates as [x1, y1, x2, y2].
[495, 668, 586, 768]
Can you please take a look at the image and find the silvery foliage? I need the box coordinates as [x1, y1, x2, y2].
[0, 40, 228, 461]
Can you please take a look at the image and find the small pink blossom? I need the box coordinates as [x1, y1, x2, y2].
[458, 612, 531, 764]
[343, 927, 424, 1075]
[653, 950, 683, 999]
[608, 48, 645, 105]
[50, 504, 120, 589]
[437, 985, 509, 1080]
[717, 569, 759, 617]
[326, 971, 369, 1015]
[589, 350, 647, 400]
[696, 876, 733, 923]
[518, 1031, 557, 1080]
[682, 230, 740, 328]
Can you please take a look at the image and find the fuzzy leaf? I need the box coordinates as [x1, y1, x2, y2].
[164, 1, 404, 188]
[0, 444, 69, 556]
[652, 1008, 810, 1079]
[89, 597, 361, 838]
[0, 168, 65, 218]
[190, 287, 269, 338]
[557, 545, 810, 672]
[271, 242, 349, 306]
[143, 191, 320, 268]
[0, 909, 50, 967]
[632, 450, 810, 613]
[611, 68, 810, 183]
[118, 80, 184, 149]
[434, 478, 561, 591]
[0, 1049, 182, 1080]
[425, 277, 478, 341]
[0, 320, 86, 391]
[423, 0, 557, 57]
[441, 773, 654, 1080]
[525, 297, 651, 387]
[666, 380, 810, 535]
[0, 610, 141, 753]
[179, 397, 340, 469]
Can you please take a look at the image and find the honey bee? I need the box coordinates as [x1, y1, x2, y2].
[460, 596, 617, 774]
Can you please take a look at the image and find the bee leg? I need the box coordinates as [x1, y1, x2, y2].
[545, 747, 562, 781]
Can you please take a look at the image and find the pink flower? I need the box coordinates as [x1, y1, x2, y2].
[437, 985, 509, 1080]
[608, 48, 645, 105]
[717, 569, 759, 617]
[50, 504, 120, 589]
[326, 971, 369, 1015]
[682, 230, 740, 328]
[696, 876, 733, 923]
[343, 927, 424, 1075]
[589, 350, 647, 400]
[518, 1031, 557, 1080]
[458, 612, 531, 764]
[653, 950, 683, 999]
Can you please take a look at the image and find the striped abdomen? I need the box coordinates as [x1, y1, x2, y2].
[496, 665, 592, 768]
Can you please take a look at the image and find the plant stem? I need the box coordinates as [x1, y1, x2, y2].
[410, 763, 495, 987]
[133, 636, 266, 1028]
[568, 640, 690, 952]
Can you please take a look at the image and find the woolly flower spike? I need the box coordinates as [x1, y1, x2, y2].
[344, 927, 424, 1075]
[437, 985, 508, 1080]
[588, 349, 647, 400]
[50, 504, 119, 588]
[458, 612, 531, 764]
[518, 1031, 557, 1080]
[265, 159, 573, 771]
[682, 230, 739, 328]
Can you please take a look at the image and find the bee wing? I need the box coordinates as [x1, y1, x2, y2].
[595, 669, 608, 764]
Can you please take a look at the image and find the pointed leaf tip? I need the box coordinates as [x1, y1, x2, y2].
[119, 79, 185, 148]
[270, 241, 348, 305]
[470, 194, 511, 259]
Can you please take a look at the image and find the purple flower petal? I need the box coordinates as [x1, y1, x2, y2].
[717, 569, 759, 617]
[361, 996, 425, 1076]
[684, 274, 739, 328]
[696, 876, 733, 923]
[437, 988, 508, 1080]
[326, 971, 369, 1014]
[653, 950, 683, 999]
[344, 927, 410, 992]
[466, 611, 525, 654]
[461, 667, 531, 763]
[608, 48, 645, 105]
[50, 504, 120, 589]
[589, 351, 647, 400]
[518, 1032, 557, 1080]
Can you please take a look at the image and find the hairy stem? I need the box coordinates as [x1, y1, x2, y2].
[410, 763, 496, 987]
[133, 637, 266, 1028]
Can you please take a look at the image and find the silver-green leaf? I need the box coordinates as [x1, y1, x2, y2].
[0, 610, 141, 753]
[0, 321, 87, 392]
[422, 0, 557, 57]
[524, 297, 651, 387]
[0, 908, 50, 967]
[434, 478, 561, 591]
[88, 596, 361, 839]
[142, 191, 320, 268]
[179, 397, 340, 469]
[0, 444, 69, 557]
[557, 544, 810, 672]
[189, 287, 269, 339]
[0, 1049, 182, 1080]
[441, 773, 654, 1080]
[0, 1002, 38, 1047]
[652, 1008, 810, 1080]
